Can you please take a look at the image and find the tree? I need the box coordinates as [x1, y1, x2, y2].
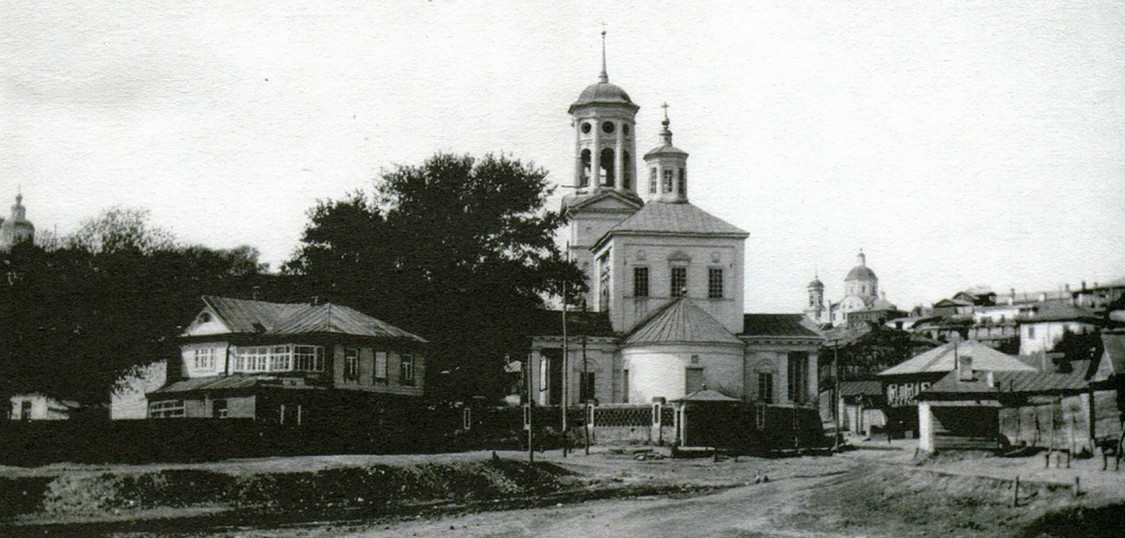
[0, 208, 267, 406]
[289, 153, 583, 402]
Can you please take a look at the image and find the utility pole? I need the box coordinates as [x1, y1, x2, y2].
[525, 352, 534, 464]
[582, 298, 590, 455]
[561, 244, 569, 457]
[833, 338, 841, 453]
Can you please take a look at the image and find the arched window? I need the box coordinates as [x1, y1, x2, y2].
[677, 167, 686, 197]
[580, 149, 591, 187]
[757, 362, 776, 403]
[649, 168, 658, 194]
[600, 148, 615, 187]
[622, 151, 632, 189]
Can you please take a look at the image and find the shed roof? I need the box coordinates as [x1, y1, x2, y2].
[674, 388, 740, 402]
[839, 380, 883, 397]
[149, 374, 328, 395]
[1101, 332, 1125, 376]
[920, 364, 1089, 399]
[879, 339, 1036, 376]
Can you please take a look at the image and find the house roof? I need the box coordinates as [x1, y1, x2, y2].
[921, 364, 1089, 399]
[529, 309, 616, 338]
[839, 380, 883, 397]
[1018, 302, 1102, 324]
[600, 201, 747, 241]
[674, 388, 740, 402]
[149, 374, 327, 395]
[741, 314, 823, 339]
[1101, 332, 1125, 376]
[879, 339, 1036, 376]
[197, 296, 426, 342]
[625, 298, 743, 346]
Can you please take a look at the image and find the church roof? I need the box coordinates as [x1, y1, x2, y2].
[644, 142, 688, 159]
[624, 298, 742, 346]
[562, 189, 643, 213]
[569, 82, 638, 113]
[845, 264, 877, 282]
[600, 202, 747, 244]
[879, 339, 1036, 377]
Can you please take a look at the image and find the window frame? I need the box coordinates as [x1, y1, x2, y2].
[400, 354, 416, 386]
[708, 267, 724, 299]
[343, 348, 360, 382]
[150, 400, 185, 418]
[374, 351, 389, 381]
[670, 266, 687, 298]
[633, 266, 649, 298]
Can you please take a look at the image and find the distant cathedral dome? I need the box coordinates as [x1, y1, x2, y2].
[844, 251, 877, 282]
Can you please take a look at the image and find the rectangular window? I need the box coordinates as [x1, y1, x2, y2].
[1027, 326, 1035, 339]
[400, 354, 416, 386]
[270, 345, 291, 371]
[194, 347, 215, 370]
[671, 266, 687, 297]
[622, 369, 629, 403]
[375, 351, 388, 381]
[344, 348, 359, 381]
[649, 168, 658, 194]
[633, 267, 649, 297]
[19, 400, 32, 420]
[235, 346, 269, 372]
[293, 345, 325, 372]
[150, 400, 185, 418]
[598, 253, 610, 311]
[708, 268, 723, 299]
[678, 168, 686, 197]
[662, 169, 673, 192]
[758, 372, 774, 403]
[579, 372, 596, 402]
[788, 352, 808, 403]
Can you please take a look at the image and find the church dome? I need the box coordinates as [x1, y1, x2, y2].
[808, 277, 824, 289]
[845, 265, 877, 282]
[569, 82, 637, 112]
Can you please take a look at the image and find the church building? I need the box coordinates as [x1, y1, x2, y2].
[805, 250, 903, 328]
[528, 45, 821, 408]
[0, 193, 35, 251]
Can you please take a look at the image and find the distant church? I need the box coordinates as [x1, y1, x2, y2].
[804, 250, 903, 328]
[0, 194, 35, 251]
[527, 41, 821, 408]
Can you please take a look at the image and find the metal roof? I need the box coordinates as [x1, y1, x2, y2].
[196, 296, 426, 342]
[602, 201, 747, 239]
[149, 374, 327, 395]
[625, 298, 742, 346]
[741, 314, 823, 339]
[1101, 332, 1125, 376]
[921, 364, 1090, 398]
[879, 339, 1036, 376]
[839, 380, 883, 397]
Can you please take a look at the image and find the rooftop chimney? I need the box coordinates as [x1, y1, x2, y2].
[958, 355, 974, 382]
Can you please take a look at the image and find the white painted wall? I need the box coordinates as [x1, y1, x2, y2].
[622, 342, 744, 403]
[1019, 320, 1096, 355]
[110, 360, 167, 419]
[918, 401, 934, 452]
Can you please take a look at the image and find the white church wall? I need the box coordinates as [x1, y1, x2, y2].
[608, 236, 744, 334]
[622, 343, 744, 403]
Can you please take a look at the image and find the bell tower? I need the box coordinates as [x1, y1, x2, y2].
[568, 31, 640, 196]
[642, 104, 689, 203]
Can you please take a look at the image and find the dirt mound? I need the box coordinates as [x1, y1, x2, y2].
[0, 459, 574, 525]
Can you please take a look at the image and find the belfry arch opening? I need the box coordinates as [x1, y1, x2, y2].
[580, 149, 591, 187]
[600, 148, 615, 187]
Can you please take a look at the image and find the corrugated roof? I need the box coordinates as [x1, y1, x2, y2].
[625, 298, 742, 346]
[879, 339, 1036, 376]
[922, 364, 1089, 398]
[741, 314, 823, 339]
[272, 303, 426, 341]
[150, 374, 327, 395]
[195, 296, 425, 342]
[603, 202, 747, 239]
[839, 380, 883, 397]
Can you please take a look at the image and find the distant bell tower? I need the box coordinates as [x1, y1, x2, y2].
[0, 193, 35, 251]
[642, 104, 689, 203]
[568, 31, 640, 196]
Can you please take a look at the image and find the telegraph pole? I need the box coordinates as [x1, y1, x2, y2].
[582, 299, 590, 455]
[561, 245, 569, 457]
[833, 338, 841, 453]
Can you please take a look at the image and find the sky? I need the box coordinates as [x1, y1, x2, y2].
[2, 0, 1124, 313]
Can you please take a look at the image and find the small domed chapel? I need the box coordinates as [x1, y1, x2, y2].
[527, 44, 821, 408]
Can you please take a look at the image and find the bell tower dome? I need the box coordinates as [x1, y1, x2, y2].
[569, 31, 639, 197]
